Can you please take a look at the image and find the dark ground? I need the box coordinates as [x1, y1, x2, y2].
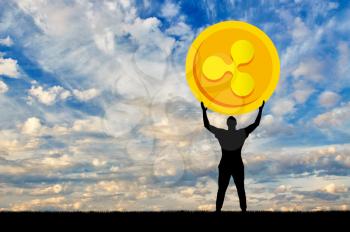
[1, 211, 349, 229]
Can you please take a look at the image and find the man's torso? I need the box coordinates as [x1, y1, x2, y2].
[213, 128, 248, 169]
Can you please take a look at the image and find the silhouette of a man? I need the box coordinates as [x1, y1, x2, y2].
[201, 101, 265, 212]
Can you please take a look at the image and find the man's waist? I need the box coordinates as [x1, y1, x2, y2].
[218, 158, 244, 169]
[221, 148, 242, 154]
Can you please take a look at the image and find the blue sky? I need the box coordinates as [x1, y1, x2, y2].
[0, 0, 349, 211]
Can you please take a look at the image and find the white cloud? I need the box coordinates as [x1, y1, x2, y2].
[293, 88, 314, 104]
[72, 116, 104, 132]
[198, 204, 215, 211]
[318, 91, 340, 108]
[166, 22, 192, 37]
[124, 17, 175, 55]
[41, 154, 72, 168]
[0, 80, 8, 93]
[0, 130, 40, 154]
[91, 181, 123, 194]
[14, 0, 178, 98]
[10, 196, 66, 211]
[179, 187, 195, 198]
[92, 158, 106, 167]
[0, 36, 14, 46]
[16, 0, 78, 37]
[0, 57, 19, 78]
[291, 17, 311, 42]
[292, 59, 324, 81]
[94, 29, 115, 54]
[323, 183, 347, 194]
[313, 102, 350, 127]
[118, 0, 132, 9]
[292, 80, 314, 104]
[186, 131, 220, 174]
[102, 100, 147, 138]
[0, 164, 27, 175]
[31, 184, 63, 195]
[153, 146, 185, 185]
[21, 117, 42, 135]
[317, 146, 337, 155]
[28, 85, 71, 105]
[261, 114, 274, 127]
[280, 205, 304, 212]
[73, 88, 99, 101]
[271, 98, 295, 116]
[161, 1, 180, 18]
[337, 41, 350, 84]
[275, 185, 292, 193]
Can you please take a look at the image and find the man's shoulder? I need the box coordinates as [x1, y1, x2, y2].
[239, 128, 250, 137]
[210, 126, 226, 133]
[211, 127, 226, 137]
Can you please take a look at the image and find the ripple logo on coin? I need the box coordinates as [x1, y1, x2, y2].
[186, 21, 280, 115]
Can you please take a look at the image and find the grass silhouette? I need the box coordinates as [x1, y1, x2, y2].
[1, 211, 349, 228]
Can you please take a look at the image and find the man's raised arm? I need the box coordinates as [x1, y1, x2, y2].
[201, 102, 219, 133]
[201, 102, 210, 130]
[245, 101, 265, 135]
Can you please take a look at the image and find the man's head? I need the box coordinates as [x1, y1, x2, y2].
[227, 116, 237, 130]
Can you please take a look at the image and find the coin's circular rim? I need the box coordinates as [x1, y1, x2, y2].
[186, 20, 280, 115]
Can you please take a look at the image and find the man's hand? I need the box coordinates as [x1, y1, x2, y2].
[201, 102, 207, 111]
[259, 101, 265, 111]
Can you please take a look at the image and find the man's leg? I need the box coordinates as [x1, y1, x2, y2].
[233, 166, 246, 212]
[216, 168, 231, 212]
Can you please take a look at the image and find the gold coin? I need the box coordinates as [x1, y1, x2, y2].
[186, 21, 280, 115]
